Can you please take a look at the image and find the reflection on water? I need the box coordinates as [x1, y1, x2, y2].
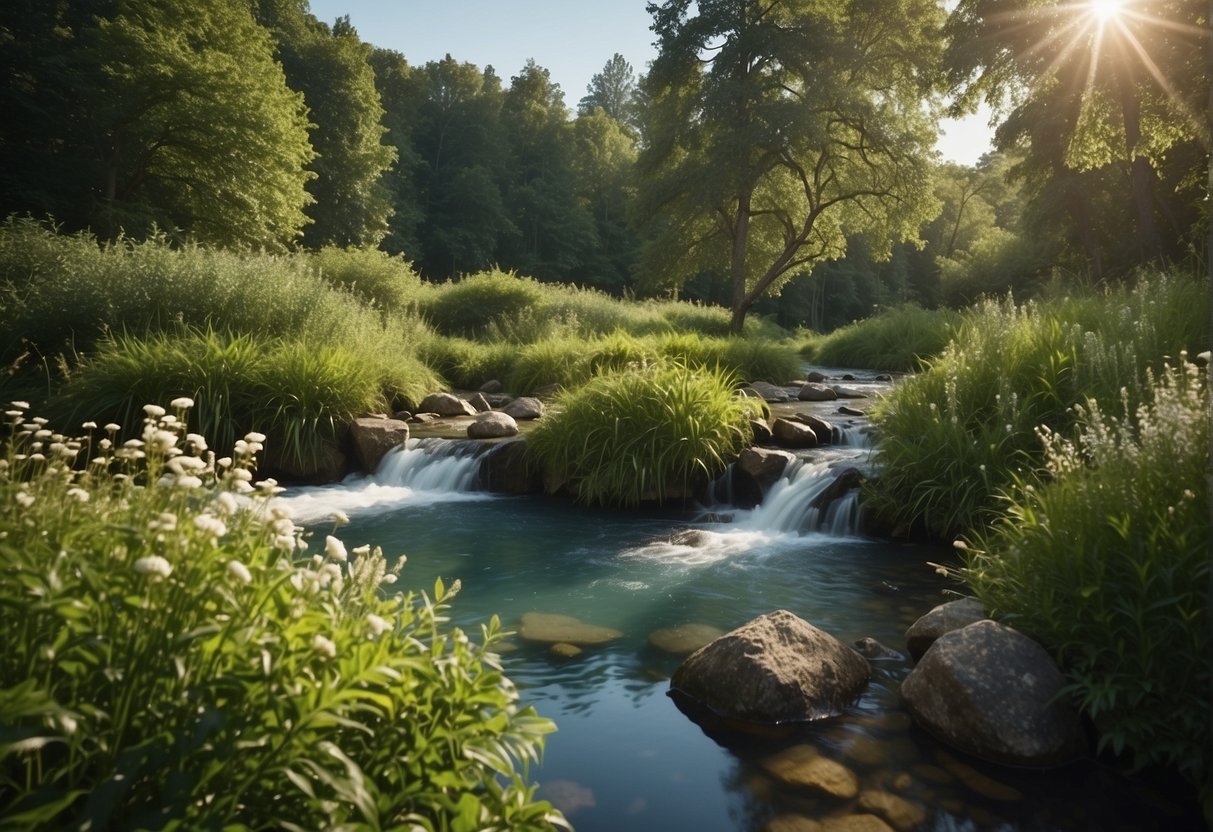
[281, 439, 1199, 832]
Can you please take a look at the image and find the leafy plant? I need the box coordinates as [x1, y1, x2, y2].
[799, 303, 959, 371]
[957, 358, 1210, 813]
[528, 361, 760, 506]
[0, 401, 565, 830]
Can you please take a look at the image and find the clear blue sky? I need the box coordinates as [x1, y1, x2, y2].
[308, 0, 993, 166]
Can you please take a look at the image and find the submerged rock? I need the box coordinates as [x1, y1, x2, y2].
[349, 416, 409, 474]
[648, 623, 726, 656]
[519, 612, 622, 646]
[670, 610, 870, 723]
[857, 790, 927, 832]
[904, 597, 986, 660]
[759, 744, 859, 799]
[902, 620, 1085, 767]
[549, 642, 583, 658]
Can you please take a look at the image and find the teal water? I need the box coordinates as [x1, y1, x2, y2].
[280, 439, 1198, 832]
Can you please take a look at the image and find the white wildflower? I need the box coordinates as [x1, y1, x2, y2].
[226, 559, 252, 585]
[16, 491, 35, 508]
[105, 423, 121, 433]
[324, 535, 347, 562]
[365, 614, 390, 638]
[312, 634, 337, 659]
[185, 433, 208, 451]
[9, 401, 29, 409]
[66, 488, 89, 503]
[143, 404, 166, 418]
[331, 510, 350, 527]
[170, 397, 194, 410]
[231, 468, 252, 482]
[245, 431, 267, 444]
[273, 534, 296, 552]
[134, 555, 172, 579]
[233, 480, 254, 495]
[352, 544, 371, 557]
[380, 574, 397, 585]
[215, 491, 238, 516]
[175, 475, 204, 490]
[167, 456, 207, 475]
[952, 539, 968, 551]
[193, 514, 227, 540]
[81, 421, 97, 430]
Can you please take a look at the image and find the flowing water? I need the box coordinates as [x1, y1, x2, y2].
[279, 400, 1195, 831]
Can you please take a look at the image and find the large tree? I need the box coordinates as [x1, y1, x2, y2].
[945, 0, 1209, 271]
[578, 53, 641, 132]
[636, 0, 944, 333]
[0, 0, 314, 249]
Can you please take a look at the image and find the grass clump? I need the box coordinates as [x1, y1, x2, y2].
[866, 274, 1208, 538]
[309, 246, 422, 314]
[799, 304, 959, 371]
[958, 359, 1210, 813]
[0, 402, 564, 830]
[528, 361, 760, 506]
[417, 270, 548, 340]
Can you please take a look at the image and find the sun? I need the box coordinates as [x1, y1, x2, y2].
[1088, 0, 1126, 24]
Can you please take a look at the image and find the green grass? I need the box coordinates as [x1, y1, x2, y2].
[798, 304, 959, 371]
[958, 358, 1210, 812]
[0, 402, 563, 829]
[308, 245, 423, 314]
[866, 273, 1209, 538]
[527, 361, 762, 506]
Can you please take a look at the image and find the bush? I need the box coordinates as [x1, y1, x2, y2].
[418, 270, 547, 339]
[867, 274, 1209, 538]
[418, 336, 516, 392]
[799, 304, 959, 371]
[0, 402, 564, 830]
[527, 361, 760, 506]
[958, 359, 1210, 811]
[309, 246, 423, 314]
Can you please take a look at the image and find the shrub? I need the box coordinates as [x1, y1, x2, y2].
[309, 246, 423, 314]
[418, 336, 516, 392]
[418, 270, 547, 339]
[528, 361, 760, 506]
[958, 359, 1210, 811]
[0, 402, 564, 830]
[867, 274, 1209, 538]
[799, 304, 959, 371]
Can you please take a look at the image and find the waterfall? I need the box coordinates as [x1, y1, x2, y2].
[742, 460, 860, 536]
[278, 438, 489, 524]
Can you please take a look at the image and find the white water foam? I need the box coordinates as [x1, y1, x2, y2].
[277, 438, 491, 524]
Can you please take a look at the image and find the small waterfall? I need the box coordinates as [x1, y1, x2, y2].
[375, 438, 484, 491]
[744, 461, 836, 533]
[832, 424, 872, 448]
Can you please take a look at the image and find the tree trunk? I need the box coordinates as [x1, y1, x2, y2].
[1116, 74, 1163, 264]
[729, 189, 753, 335]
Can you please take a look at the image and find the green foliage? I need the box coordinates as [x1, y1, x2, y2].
[417, 337, 516, 392]
[418, 270, 548, 339]
[528, 362, 759, 506]
[958, 359, 1210, 808]
[799, 304, 959, 371]
[867, 273, 1209, 538]
[309, 246, 423, 314]
[0, 403, 564, 830]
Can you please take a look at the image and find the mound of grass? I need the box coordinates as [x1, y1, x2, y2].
[417, 270, 548, 339]
[959, 359, 1210, 811]
[309, 246, 422, 314]
[799, 304, 959, 371]
[0, 403, 562, 829]
[527, 361, 760, 506]
[866, 274, 1208, 539]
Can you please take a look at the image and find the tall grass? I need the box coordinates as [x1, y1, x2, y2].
[309, 246, 423, 314]
[958, 359, 1210, 812]
[866, 274, 1209, 538]
[798, 304, 959, 371]
[0, 402, 564, 829]
[527, 361, 762, 506]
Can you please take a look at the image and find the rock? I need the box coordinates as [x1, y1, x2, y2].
[670, 610, 870, 723]
[745, 381, 794, 402]
[262, 440, 346, 484]
[502, 396, 545, 420]
[837, 733, 890, 766]
[902, 620, 1086, 767]
[550, 642, 582, 658]
[838, 405, 866, 417]
[467, 392, 493, 412]
[736, 447, 796, 491]
[799, 383, 838, 402]
[821, 816, 896, 832]
[794, 412, 835, 442]
[392, 410, 413, 421]
[467, 411, 519, 439]
[482, 393, 513, 408]
[853, 637, 903, 662]
[875, 374, 893, 382]
[771, 417, 819, 448]
[759, 744, 859, 800]
[750, 418, 773, 444]
[479, 439, 541, 494]
[479, 379, 504, 394]
[519, 612, 622, 646]
[934, 750, 1023, 801]
[410, 413, 438, 423]
[418, 392, 478, 417]
[532, 383, 561, 400]
[806, 370, 828, 383]
[348, 417, 409, 474]
[811, 467, 864, 511]
[669, 529, 712, 546]
[648, 623, 726, 656]
[904, 598, 987, 661]
[765, 815, 822, 832]
[831, 385, 869, 399]
[857, 790, 926, 832]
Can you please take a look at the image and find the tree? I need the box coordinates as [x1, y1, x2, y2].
[578, 53, 640, 131]
[0, 0, 315, 249]
[945, 0, 1209, 271]
[369, 48, 427, 258]
[256, 6, 396, 248]
[570, 109, 641, 292]
[636, 0, 944, 333]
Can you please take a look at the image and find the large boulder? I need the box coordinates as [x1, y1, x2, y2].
[810, 466, 864, 511]
[478, 438, 541, 494]
[794, 413, 835, 443]
[670, 610, 870, 723]
[502, 396, 545, 420]
[467, 411, 519, 439]
[905, 597, 987, 661]
[736, 447, 796, 492]
[771, 417, 819, 448]
[418, 392, 477, 418]
[349, 417, 410, 474]
[798, 383, 838, 402]
[745, 381, 794, 403]
[901, 620, 1086, 766]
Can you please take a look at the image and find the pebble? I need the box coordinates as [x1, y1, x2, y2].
[549, 642, 582, 658]
[857, 789, 927, 832]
